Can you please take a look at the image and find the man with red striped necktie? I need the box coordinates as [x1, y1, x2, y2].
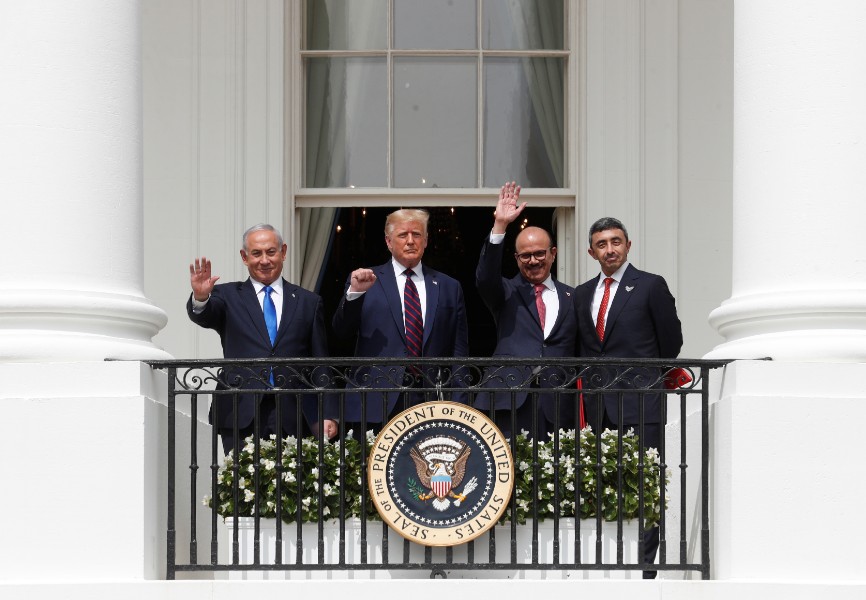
[333, 209, 469, 439]
[474, 182, 579, 441]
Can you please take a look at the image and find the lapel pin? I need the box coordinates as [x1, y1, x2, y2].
[292, 293, 296, 298]
[566, 291, 571, 297]
[625, 286, 634, 292]
[433, 281, 438, 286]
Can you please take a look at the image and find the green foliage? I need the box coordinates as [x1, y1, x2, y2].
[507, 427, 668, 528]
[205, 427, 667, 528]
[205, 433, 376, 524]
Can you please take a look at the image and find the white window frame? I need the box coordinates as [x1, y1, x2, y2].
[285, 0, 581, 285]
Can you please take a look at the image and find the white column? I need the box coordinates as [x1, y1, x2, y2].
[706, 0, 866, 361]
[0, 0, 169, 361]
[707, 1, 866, 583]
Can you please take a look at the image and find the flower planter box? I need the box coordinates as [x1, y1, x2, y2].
[222, 517, 640, 580]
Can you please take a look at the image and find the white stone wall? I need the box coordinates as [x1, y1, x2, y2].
[141, 0, 734, 360]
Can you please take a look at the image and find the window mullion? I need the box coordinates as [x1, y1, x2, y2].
[477, 0, 483, 188]
[387, 0, 394, 188]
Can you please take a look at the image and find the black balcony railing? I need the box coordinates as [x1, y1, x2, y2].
[146, 357, 730, 581]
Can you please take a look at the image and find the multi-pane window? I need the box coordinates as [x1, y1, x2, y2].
[303, 0, 566, 189]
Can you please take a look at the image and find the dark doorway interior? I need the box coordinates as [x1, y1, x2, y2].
[319, 206, 556, 357]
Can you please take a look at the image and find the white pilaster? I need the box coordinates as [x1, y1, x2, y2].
[0, 0, 169, 361]
[707, 0, 866, 361]
[708, 0, 866, 584]
[712, 360, 866, 580]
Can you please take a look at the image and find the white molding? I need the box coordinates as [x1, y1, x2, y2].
[579, 0, 679, 285]
[286, 0, 303, 283]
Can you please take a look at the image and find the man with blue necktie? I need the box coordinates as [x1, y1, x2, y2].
[188, 224, 337, 455]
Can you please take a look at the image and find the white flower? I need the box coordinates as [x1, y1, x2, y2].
[311, 467, 319, 477]
[302, 497, 312, 507]
[238, 477, 246, 489]
[323, 483, 334, 496]
[243, 489, 255, 502]
[202, 495, 211, 506]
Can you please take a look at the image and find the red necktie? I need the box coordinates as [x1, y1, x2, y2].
[403, 270, 423, 358]
[534, 283, 546, 331]
[595, 277, 614, 341]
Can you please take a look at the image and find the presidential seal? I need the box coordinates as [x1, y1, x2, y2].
[367, 402, 514, 546]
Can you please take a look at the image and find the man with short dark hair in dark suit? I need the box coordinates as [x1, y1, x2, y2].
[332, 209, 469, 437]
[474, 181, 579, 440]
[188, 223, 337, 455]
[574, 216, 683, 578]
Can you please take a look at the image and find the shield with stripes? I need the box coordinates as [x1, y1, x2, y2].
[431, 471, 452, 499]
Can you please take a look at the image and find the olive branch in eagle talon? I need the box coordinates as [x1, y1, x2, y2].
[408, 436, 478, 511]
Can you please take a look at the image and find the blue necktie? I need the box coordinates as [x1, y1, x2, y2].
[263, 285, 278, 345]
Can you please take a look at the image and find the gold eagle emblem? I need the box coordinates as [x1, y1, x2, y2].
[409, 436, 477, 511]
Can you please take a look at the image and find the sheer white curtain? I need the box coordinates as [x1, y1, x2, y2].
[507, 0, 564, 186]
[300, 45, 342, 292]
[300, 1, 383, 291]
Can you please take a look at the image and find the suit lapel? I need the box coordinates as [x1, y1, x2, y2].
[579, 277, 603, 348]
[239, 279, 271, 346]
[377, 264, 406, 343]
[275, 278, 298, 345]
[548, 282, 573, 336]
[422, 266, 439, 346]
[516, 277, 543, 327]
[582, 276, 600, 320]
[603, 265, 639, 341]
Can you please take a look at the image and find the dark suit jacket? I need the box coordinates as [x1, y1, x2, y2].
[331, 261, 469, 422]
[186, 278, 333, 432]
[474, 239, 579, 424]
[574, 263, 683, 426]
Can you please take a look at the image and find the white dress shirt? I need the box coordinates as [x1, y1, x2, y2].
[490, 230, 559, 338]
[191, 277, 283, 328]
[345, 259, 427, 324]
[591, 261, 629, 327]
